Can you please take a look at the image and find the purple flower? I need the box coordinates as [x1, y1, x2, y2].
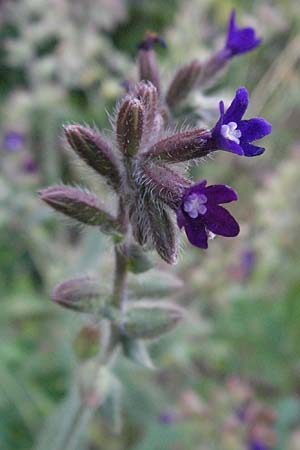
[177, 180, 239, 249]
[210, 87, 272, 157]
[3, 131, 25, 152]
[248, 440, 270, 450]
[21, 156, 38, 174]
[158, 411, 176, 425]
[225, 10, 262, 56]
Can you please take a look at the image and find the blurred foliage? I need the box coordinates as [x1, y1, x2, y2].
[1, 0, 300, 450]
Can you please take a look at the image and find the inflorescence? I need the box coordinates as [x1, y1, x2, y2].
[40, 10, 272, 261]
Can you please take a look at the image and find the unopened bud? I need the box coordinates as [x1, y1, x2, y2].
[134, 81, 160, 139]
[64, 125, 121, 190]
[144, 129, 210, 163]
[39, 185, 121, 236]
[118, 301, 184, 339]
[146, 197, 178, 264]
[116, 97, 144, 157]
[166, 59, 202, 108]
[137, 33, 164, 94]
[141, 161, 191, 210]
[51, 276, 103, 313]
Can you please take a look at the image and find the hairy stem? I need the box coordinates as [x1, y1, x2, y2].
[53, 198, 129, 450]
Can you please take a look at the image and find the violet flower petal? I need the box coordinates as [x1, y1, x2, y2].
[223, 87, 248, 123]
[239, 118, 272, 142]
[184, 220, 208, 249]
[204, 184, 238, 204]
[226, 10, 262, 56]
[205, 205, 240, 237]
[241, 142, 266, 157]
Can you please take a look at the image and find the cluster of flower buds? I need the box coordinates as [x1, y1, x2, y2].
[40, 9, 271, 342]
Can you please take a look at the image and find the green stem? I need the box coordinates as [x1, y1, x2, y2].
[53, 198, 129, 450]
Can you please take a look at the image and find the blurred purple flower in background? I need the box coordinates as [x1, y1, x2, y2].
[177, 180, 239, 249]
[3, 131, 25, 152]
[225, 10, 262, 56]
[209, 87, 272, 157]
[158, 410, 177, 425]
[248, 440, 270, 450]
[21, 156, 38, 174]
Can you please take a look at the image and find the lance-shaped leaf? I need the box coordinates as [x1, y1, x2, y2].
[51, 276, 103, 313]
[141, 161, 191, 210]
[116, 96, 144, 157]
[146, 197, 178, 264]
[121, 336, 155, 369]
[64, 125, 121, 190]
[39, 185, 122, 236]
[117, 300, 184, 340]
[79, 361, 112, 408]
[143, 129, 211, 163]
[129, 269, 183, 299]
[166, 59, 202, 108]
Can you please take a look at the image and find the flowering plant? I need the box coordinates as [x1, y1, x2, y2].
[39, 9, 272, 447]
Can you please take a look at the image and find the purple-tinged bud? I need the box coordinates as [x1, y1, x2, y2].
[117, 300, 184, 340]
[144, 129, 210, 163]
[141, 161, 191, 210]
[51, 276, 102, 313]
[64, 125, 121, 190]
[134, 81, 161, 139]
[146, 197, 178, 264]
[39, 185, 121, 236]
[166, 59, 202, 108]
[129, 194, 178, 263]
[129, 195, 151, 247]
[116, 96, 145, 157]
[137, 32, 164, 94]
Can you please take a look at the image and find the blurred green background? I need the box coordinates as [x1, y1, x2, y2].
[1, 0, 300, 449]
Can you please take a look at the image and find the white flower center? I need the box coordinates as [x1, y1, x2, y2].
[183, 193, 207, 218]
[221, 121, 242, 144]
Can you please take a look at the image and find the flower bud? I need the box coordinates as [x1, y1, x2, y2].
[144, 129, 211, 163]
[51, 276, 103, 313]
[146, 197, 178, 264]
[39, 185, 121, 236]
[137, 33, 163, 94]
[64, 125, 121, 190]
[118, 301, 184, 339]
[166, 59, 202, 108]
[116, 97, 144, 157]
[134, 80, 160, 138]
[141, 161, 191, 210]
